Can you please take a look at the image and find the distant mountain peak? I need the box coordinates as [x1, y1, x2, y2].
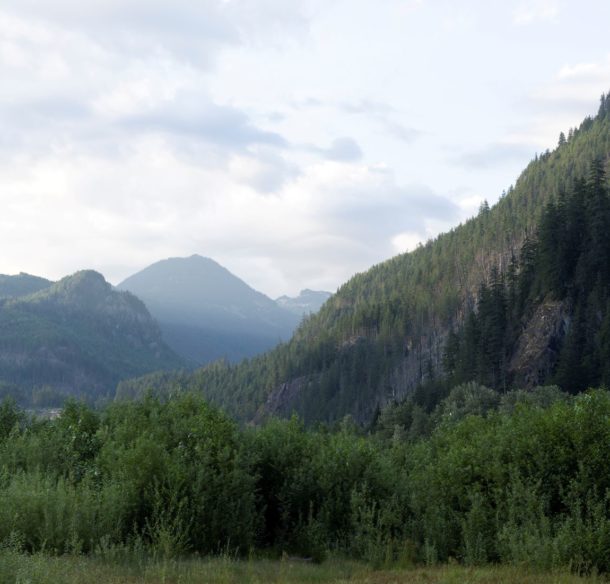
[117, 255, 300, 364]
[118, 256, 261, 310]
[42, 270, 111, 303]
[23, 270, 153, 323]
[56, 269, 108, 289]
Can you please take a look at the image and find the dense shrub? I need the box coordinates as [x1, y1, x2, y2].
[0, 388, 609, 573]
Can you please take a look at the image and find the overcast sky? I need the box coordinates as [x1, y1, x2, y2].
[1, 0, 609, 297]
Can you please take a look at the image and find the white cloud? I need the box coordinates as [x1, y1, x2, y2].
[516, 55, 610, 147]
[513, 0, 559, 25]
[0, 131, 459, 296]
[557, 62, 600, 80]
[392, 232, 423, 254]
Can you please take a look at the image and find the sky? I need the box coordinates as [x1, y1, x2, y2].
[1, 0, 609, 298]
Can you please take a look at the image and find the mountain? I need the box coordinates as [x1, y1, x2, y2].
[119, 92, 610, 425]
[0, 273, 53, 299]
[0, 270, 183, 406]
[276, 289, 332, 317]
[117, 255, 300, 365]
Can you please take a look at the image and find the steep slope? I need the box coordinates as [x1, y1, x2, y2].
[117, 255, 300, 364]
[120, 93, 610, 425]
[276, 289, 332, 317]
[0, 270, 183, 405]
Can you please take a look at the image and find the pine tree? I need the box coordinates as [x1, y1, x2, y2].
[517, 235, 537, 311]
[584, 159, 610, 285]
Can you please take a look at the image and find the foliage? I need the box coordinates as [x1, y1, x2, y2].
[2, 387, 610, 573]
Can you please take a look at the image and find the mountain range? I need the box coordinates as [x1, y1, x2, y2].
[0, 257, 331, 404]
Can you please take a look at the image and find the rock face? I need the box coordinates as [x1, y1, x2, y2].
[0, 270, 182, 404]
[509, 300, 569, 388]
[253, 376, 309, 424]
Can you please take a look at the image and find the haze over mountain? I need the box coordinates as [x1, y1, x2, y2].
[275, 290, 332, 318]
[117, 255, 301, 365]
[0, 270, 182, 406]
[119, 92, 610, 425]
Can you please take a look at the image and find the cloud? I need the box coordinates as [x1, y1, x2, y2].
[325, 137, 363, 162]
[513, 56, 610, 147]
[392, 232, 423, 254]
[383, 120, 420, 143]
[122, 102, 288, 150]
[341, 99, 396, 115]
[229, 149, 299, 193]
[513, 0, 559, 25]
[210, 162, 460, 294]
[0, 135, 459, 297]
[0, 1, 313, 61]
[304, 137, 363, 162]
[0, 8, 290, 165]
[453, 142, 535, 169]
[531, 56, 610, 107]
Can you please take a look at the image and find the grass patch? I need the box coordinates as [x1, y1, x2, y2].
[0, 551, 605, 584]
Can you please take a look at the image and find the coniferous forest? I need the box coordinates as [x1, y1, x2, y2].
[444, 158, 610, 393]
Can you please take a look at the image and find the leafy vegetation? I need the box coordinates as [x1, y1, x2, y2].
[2, 386, 610, 574]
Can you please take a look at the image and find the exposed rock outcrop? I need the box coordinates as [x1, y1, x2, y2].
[509, 300, 569, 388]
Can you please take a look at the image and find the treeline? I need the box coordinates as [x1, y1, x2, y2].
[1, 385, 610, 572]
[444, 160, 610, 392]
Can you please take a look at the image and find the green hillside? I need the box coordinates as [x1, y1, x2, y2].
[0, 273, 52, 299]
[0, 270, 183, 406]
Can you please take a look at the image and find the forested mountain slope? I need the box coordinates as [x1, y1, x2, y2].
[0, 273, 52, 299]
[117, 255, 300, 365]
[0, 270, 183, 406]
[119, 94, 610, 424]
